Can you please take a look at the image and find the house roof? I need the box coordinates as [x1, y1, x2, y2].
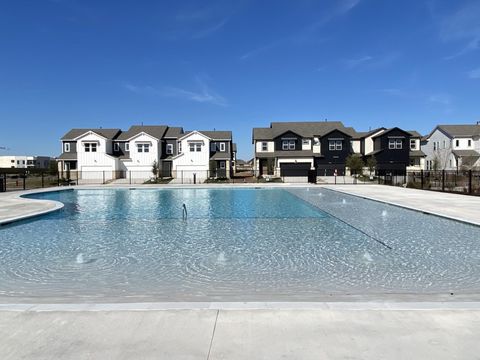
[117, 125, 168, 141]
[57, 153, 77, 160]
[232, 143, 237, 152]
[210, 153, 232, 160]
[409, 150, 426, 157]
[61, 128, 121, 140]
[407, 130, 422, 138]
[253, 121, 357, 140]
[198, 130, 232, 140]
[256, 150, 316, 158]
[164, 127, 184, 138]
[452, 150, 480, 158]
[371, 127, 412, 139]
[353, 128, 386, 139]
[438, 124, 480, 137]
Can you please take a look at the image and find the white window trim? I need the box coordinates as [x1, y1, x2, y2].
[219, 142, 226, 152]
[410, 139, 416, 150]
[261, 142, 268, 151]
[166, 143, 173, 155]
[329, 140, 342, 151]
[137, 143, 150, 153]
[302, 139, 310, 145]
[388, 139, 402, 149]
[84, 142, 98, 152]
[125, 143, 130, 151]
[219, 161, 226, 169]
[178, 141, 182, 154]
[64, 143, 70, 152]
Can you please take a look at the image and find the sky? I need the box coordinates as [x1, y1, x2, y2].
[0, 0, 479, 160]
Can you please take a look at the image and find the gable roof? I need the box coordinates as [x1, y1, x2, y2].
[372, 127, 412, 139]
[353, 128, 386, 139]
[164, 127, 184, 138]
[197, 130, 232, 140]
[61, 128, 121, 140]
[407, 130, 422, 138]
[253, 121, 357, 140]
[437, 124, 480, 137]
[116, 125, 168, 141]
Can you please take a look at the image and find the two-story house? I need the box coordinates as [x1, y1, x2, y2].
[58, 125, 236, 183]
[58, 128, 122, 180]
[252, 121, 357, 178]
[423, 124, 480, 171]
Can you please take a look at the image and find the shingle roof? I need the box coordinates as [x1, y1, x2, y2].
[353, 128, 386, 139]
[117, 125, 168, 141]
[255, 150, 316, 158]
[164, 127, 184, 138]
[253, 121, 356, 140]
[61, 128, 121, 140]
[371, 127, 412, 139]
[198, 131, 232, 140]
[210, 153, 232, 160]
[407, 130, 422, 138]
[452, 150, 480, 158]
[409, 150, 426, 157]
[437, 124, 480, 137]
[57, 153, 78, 160]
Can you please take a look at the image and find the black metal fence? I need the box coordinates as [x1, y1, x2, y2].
[2, 168, 478, 196]
[376, 170, 480, 196]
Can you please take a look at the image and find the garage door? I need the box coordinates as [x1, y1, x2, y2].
[280, 163, 311, 176]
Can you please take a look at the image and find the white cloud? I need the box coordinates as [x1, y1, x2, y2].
[344, 55, 373, 68]
[438, 2, 480, 59]
[123, 75, 227, 107]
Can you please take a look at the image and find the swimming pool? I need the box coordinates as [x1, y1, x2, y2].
[1, 187, 480, 303]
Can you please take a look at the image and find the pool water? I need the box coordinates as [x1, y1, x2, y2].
[1, 187, 480, 303]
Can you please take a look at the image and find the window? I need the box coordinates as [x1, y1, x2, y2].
[166, 144, 173, 155]
[468, 139, 472, 147]
[10, 160, 14, 163]
[137, 144, 150, 152]
[443, 140, 446, 149]
[329, 140, 342, 151]
[137, 144, 149, 153]
[219, 161, 226, 169]
[17, 160, 20, 164]
[433, 142, 437, 151]
[410, 139, 416, 150]
[282, 140, 295, 150]
[178, 141, 182, 154]
[84, 143, 97, 152]
[313, 138, 320, 146]
[388, 139, 402, 149]
[114, 143, 119, 152]
[302, 139, 310, 145]
[189, 142, 202, 152]
[456, 139, 459, 147]
[261, 142, 268, 151]
[125, 143, 130, 151]
[219, 142, 226, 152]
[64, 143, 70, 152]
[22, 160, 25, 164]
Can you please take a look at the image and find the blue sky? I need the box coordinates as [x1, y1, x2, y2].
[0, 0, 479, 160]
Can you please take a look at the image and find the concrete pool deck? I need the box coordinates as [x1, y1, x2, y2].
[1, 308, 480, 359]
[1, 184, 480, 359]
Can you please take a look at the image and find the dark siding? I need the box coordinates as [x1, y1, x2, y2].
[316, 130, 352, 174]
[274, 131, 302, 151]
[112, 141, 129, 158]
[62, 141, 77, 153]
[373, 128, 410, 174]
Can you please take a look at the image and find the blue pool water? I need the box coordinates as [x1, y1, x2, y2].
[1, 187, 480, 303]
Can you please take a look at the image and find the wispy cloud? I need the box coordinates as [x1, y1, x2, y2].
[344, 55, 373, 69]
[468, 67, 480, 79]
[427, 93, 452, 106]
[436, 1, 480, 59]
[240, 0, 361, 61]
[343, 52, 400, 69]
[123, 75, 227, 107]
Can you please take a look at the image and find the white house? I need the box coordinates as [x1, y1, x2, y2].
[57, 126, 236, 184]
[0, 156, 52, 169]
[423, 124, 480, 171]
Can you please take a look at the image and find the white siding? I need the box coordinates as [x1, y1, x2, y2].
[364, 130, 385, 154]
[422, 129, 455, 170]
[351, 140, 361, 154]
[255, 141, 274, 152]
[172, 132, 211, 183]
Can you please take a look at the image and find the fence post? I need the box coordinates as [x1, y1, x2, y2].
[103, 171, 105, 185]
[129, 171, 132, 185]
[57, 172, 60, 186]
[41, 172, 44, 188]
[23, 173, 26, 190]
[442, 170, 445, 191]
[182, 170, 184, 185]
[469, 170, 473, 194]
[420, 170, 424, 189]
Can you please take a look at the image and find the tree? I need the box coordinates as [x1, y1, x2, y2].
[346, 155, 364, 176]
[152, 160, 159, 180]
[366, 156, 377, 175]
